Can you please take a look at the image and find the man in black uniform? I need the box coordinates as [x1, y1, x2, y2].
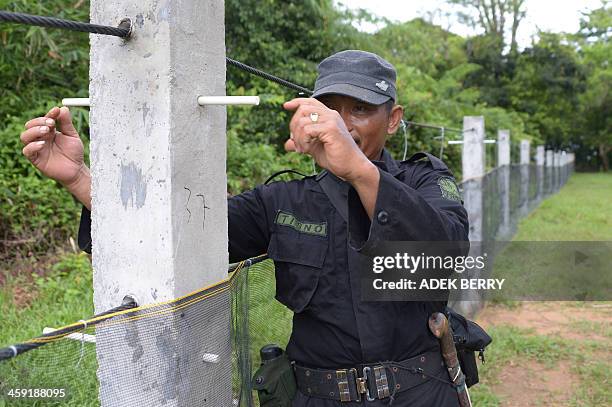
[20, 50, 467, 406]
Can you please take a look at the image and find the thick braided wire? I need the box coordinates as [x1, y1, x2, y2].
[0, 11, 313, 94]
[0, 10, 129, 37]
[226, 57, 313, 95]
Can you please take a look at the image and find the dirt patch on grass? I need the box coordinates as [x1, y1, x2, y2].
[477, 301, 611, 406]
[490, 359, 577, 406]
[11, 285, 38, 308]
[477, 302, 610, 341]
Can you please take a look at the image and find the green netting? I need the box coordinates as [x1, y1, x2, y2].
[0, 258, 289, 407]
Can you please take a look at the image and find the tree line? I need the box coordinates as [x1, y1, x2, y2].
[0, 0, 609, 257]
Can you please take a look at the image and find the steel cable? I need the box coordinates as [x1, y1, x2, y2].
[0, 10, 130, 37]
[226, 57, 313, 95]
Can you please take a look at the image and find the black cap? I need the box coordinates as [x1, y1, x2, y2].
[312, 50, 397, 105]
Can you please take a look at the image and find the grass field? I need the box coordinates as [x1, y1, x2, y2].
[470, 172, 612, 406]
[0, 172, 609, 406]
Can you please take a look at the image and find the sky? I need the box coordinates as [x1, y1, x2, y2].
[339, 0, 604, 49]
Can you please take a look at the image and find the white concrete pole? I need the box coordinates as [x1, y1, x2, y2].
[520, 140, 530, 165]
[546, 150, 554, 167]
[89, 1, 230, 406]
[553, 151, 561, 189]
[497, 130, 510, 167]
[536, 146, 545, 166]
[462, 116, 485, 181]
[519, 163, 530, 216]
[554, 151, 561, 167]
[455, 116, 485, 316]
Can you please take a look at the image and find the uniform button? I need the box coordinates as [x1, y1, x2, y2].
[377, 211, 389, 224]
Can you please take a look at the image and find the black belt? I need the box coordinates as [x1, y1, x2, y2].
[293, 350, 446, 402]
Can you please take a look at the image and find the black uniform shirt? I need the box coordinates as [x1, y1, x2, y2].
[78, 149, 468, 370]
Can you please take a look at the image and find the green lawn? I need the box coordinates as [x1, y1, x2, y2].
[1, 172, 609, 406]
[470, 172, 612, 406]
[513, 172, 612, 241]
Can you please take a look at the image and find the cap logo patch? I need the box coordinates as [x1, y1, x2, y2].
[375, 80, 389, 91]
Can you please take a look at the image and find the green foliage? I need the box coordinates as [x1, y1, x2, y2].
[0, 0, 609, 257]
[0, 105, 89, 256]
[507, 33, 587, 146]
[0, 0, 90, 122]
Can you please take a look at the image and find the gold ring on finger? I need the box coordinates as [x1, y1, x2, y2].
[309, 112, 319, 123]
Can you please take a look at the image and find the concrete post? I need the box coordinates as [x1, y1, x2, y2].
[497, 130, 510, 167]
[519, 163, 530, 216]
[536, 146, 545, 166]
[536, 163, 544, 200]
[553, 151, 561, 190]
[520, 140, 530, 165]
[462, 116, 485, 181]
[546, 150, 554, 167]
[454, 116, 485, 317]
[89, 1, 230, 406]
[497, 164, 511, 239]
[451, 177, 483, 317]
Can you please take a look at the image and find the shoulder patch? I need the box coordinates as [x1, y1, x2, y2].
[437, 177, 462, 202]
[275, 211, 327, 237]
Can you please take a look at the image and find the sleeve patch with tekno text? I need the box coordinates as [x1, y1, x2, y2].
[275, 211, 328, 237]
[437, 177, 462, 202]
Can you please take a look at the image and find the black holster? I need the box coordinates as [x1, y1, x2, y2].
[252, 353, 297, 407]
[446, 306, 492, 387]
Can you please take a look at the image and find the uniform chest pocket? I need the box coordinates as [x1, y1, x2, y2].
[267, 232, 328, 313]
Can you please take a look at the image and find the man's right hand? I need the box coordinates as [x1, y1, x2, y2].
[21, 106, 92, 210]
[21, 106, 86, 186]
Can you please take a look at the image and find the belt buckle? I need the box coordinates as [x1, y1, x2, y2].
[373, 366, 390, 399]
[361, 366, 374, 402]
[336, 369, 351, 402]
[338, 365, 390, 402]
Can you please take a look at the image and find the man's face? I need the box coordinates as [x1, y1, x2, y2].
[317, 94, 403, 161]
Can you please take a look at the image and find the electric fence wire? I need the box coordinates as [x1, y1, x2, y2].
[0, 10, 472, 159]
[0, 10, 313, 96]
[0, 10, 131, 37]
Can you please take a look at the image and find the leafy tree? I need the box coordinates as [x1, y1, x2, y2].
[448, 0, 526, 54]
[574, 2, 611, 170]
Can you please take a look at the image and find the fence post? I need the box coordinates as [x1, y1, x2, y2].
[535, 146, 545, 199]
[546, 150, 554, 167]
[453, 117, 485, 317]
[462, 116, 485, 181]
[520, 140, 530, 165]
[519, 140, 530, 215]
[536, 146, 545, 166]
[497, 130, 511, 167]
[89, 1, 230, 405]
[497, 130, 511, 238]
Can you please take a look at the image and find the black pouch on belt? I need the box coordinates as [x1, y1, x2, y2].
[446, 306, 492, 387]
[252, 345, 297, 407]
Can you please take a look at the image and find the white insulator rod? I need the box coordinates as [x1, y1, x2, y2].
[448, 139, 497, 145]
[197, 96, 260, 106]
[62, 98, 90, 107]
[43, 327, 96, 343]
